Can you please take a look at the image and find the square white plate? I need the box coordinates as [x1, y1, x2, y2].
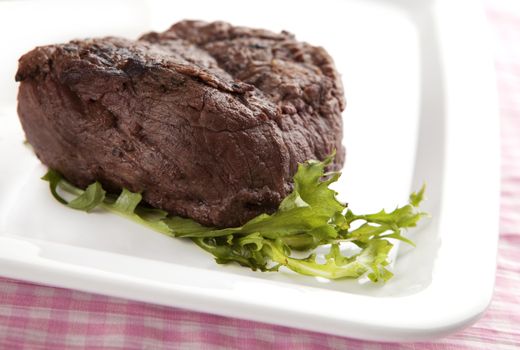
[0, 0, 499, 342]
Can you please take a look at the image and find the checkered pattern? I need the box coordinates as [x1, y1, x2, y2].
[1, 2, 519, 349]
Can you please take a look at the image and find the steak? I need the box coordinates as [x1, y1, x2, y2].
[15, 20, 346, 228]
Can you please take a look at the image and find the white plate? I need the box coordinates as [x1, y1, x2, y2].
[0, 0, 499, 342]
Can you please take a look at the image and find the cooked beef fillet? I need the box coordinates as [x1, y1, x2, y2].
[15, 20, 345, 227]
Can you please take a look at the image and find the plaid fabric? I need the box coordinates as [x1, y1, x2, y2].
[1, 3, 519, 349]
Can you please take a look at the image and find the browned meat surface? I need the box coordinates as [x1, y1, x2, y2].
[16, 20, 345, 227]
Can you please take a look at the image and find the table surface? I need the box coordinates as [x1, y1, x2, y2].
[1, 2, 519, 349]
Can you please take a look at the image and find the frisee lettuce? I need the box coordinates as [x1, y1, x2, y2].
[42, 155, 426, 283]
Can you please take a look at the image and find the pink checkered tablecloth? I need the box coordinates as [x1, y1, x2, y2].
[1, 3, 519, 349]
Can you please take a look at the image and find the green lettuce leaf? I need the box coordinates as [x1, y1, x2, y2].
[341, 185, 427, 247]
[42, 173, 171, 234]
[41, 170, 68, 205]
[67, 182, 106, 212]
[41, 154, 427, 284]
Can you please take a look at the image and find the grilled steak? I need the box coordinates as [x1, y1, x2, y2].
[15, 20, 345, 227]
